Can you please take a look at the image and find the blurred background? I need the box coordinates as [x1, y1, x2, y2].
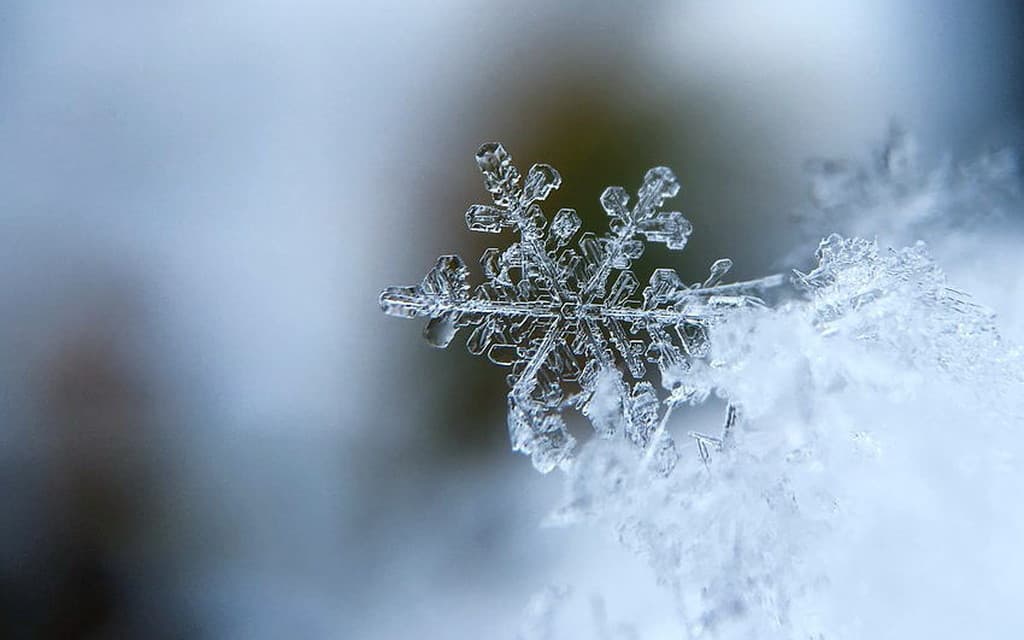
[1, 1, 1022, 638]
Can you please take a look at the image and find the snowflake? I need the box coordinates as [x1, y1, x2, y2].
[380, 143, 783, 473]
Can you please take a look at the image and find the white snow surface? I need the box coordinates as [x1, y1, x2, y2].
[538, 141, 1024, 639]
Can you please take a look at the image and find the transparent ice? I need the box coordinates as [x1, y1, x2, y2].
[380, 143, 783, 473]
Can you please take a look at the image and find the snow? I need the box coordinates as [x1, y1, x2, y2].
[382, 138, 1024, 638]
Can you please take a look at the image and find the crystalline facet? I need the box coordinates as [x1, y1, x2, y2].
[466, 204, 510, 233]
[549, 208, 582, 244]
[703, 258, 733, 287]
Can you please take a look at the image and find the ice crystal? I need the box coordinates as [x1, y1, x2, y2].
[380, 143, 783, 472]
[553, 231, 1024, 638]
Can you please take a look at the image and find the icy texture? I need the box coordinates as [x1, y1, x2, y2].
[378, 135, 1024, 638]
[553, 231, 1024, 638]
[798, 127, 1021, 251]
[795, 234, 1017, 388]
[380, 143, 783, 472]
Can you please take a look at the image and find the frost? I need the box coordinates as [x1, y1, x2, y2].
[553, 230, 1024, 637]
[380, 143, 784, 472]
[795, 234, 1013, 385]
[377, 136, 1024, 638]
[798, 127, 1022, 250]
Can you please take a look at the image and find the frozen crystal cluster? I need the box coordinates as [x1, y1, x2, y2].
[379, 137, 1024, 638]
[551, 229, 1024, 638]
[380, 143, 782, 472]
[795, 234, 1013, 388]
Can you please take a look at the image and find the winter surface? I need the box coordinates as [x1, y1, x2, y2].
[381, 139, 1024, 639]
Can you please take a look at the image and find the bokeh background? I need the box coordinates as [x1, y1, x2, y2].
[1, 1, 1022, 638]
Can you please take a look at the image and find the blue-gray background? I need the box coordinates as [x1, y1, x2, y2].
[1, 2, 1021, 637]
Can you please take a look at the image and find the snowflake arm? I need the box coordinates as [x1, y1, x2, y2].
[380, 143, 783, 473]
